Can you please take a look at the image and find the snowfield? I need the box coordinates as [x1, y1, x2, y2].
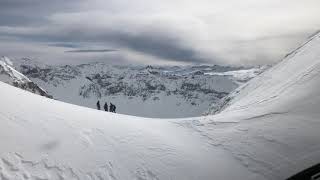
[0, 31, 320, 180]
[0, 82, 262, 180]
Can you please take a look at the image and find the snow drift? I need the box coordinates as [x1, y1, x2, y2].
[0, 31, 320, 179]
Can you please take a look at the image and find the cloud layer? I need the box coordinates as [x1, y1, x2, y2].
[0, 0, 319, 65]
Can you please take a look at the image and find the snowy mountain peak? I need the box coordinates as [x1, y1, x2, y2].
[0, 56, 52, 98]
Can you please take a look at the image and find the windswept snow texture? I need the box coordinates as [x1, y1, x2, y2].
[12, 60, 265, 118]
[196, 31, 320, 179]
[1, 32, 320, 180]
[0, 82, 263, 180]
[0, 56, 52, 98]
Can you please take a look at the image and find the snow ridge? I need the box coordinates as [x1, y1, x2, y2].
[192, 31, 320, 179]
[207, 31, 320, 115]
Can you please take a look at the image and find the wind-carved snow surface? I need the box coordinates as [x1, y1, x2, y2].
[0, 31, 320, 180]
[0, 82, 263, 180]
[194, 31, 320, 179]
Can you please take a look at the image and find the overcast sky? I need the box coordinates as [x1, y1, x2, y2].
[0, 0, 319, 66]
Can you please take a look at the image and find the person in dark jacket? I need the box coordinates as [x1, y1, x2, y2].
[110, 103, 117, 113]
[113, 104, 116, 113]
[96, 100, 101, 110]
[104, 102, 108, 112]
[110, 103, 114, 112]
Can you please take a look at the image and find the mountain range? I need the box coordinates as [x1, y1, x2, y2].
[8, 59, 266, 118]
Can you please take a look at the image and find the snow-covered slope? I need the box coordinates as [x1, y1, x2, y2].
[0, 56, 52, 98]
[223, 32, 320, 114]
[1, 31, 320, 180]
[12, 60, 265, 118]
[0, 81, 264, 180]
[195, 31, 320, 179]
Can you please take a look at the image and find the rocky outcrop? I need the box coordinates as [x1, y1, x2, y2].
[0, 56, 52, 98]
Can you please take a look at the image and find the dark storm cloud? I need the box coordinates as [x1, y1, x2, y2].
[60, 31, 209, 62]
[0, 0, 84, 26]
[49, 43, 80, 48]
[0, 0, 83, 11]
[0, 23, 211, 63]
[65, 49, 118, 53]
[110, 32, 210, 63]
[0, 0, 218, 64]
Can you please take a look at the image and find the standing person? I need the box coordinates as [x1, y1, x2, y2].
[113, 104, 117, 113]
[110, 103, 114, 112]
[96, 100, 101, 110]
[104, 102, 108, 112]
